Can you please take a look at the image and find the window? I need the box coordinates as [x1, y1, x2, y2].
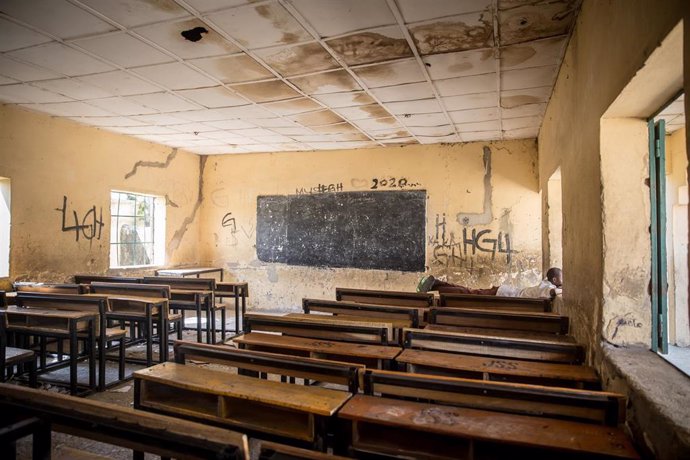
[0, 177, 10, 277]
[110, 191, 165, 268]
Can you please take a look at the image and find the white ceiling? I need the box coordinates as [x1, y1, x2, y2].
[0, 0, 581, 155]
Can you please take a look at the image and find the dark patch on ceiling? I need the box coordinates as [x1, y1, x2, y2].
[291, 109, 345, 127]
[261, 42, 339, 77]
[326, 32, 413, 66]
[499, 0, 579, 45]
[254, 3, 310, 45]
[180, 26, 208, 42]
[410, 15, 494, 55]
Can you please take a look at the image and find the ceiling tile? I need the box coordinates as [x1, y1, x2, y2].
[130, 113, 188, 125]
[352, 117, 401, 131]
[334, 104, 390, 120]
[21, 101, 114, 117]
[503, 126, 539, 139]
[502, 102, 545, 118]
[380, 137, 417, 145]
[289, 69, 361, 94]
[247, 134, 293, 144]
[0, 55, 61, 81]
[0, 18, 52, 52]
[500, 36, 567, 70]
[369, 82, 435, 103]
[409, 12, 493, 55]
[73, 33, 174, 68]
[0, 83, 72, 104]
[9, 43, 115, 77]
[202, 130, 253, 141]
[290, 0, 395, 37]
[370, 128, 412, 140]
[447, 107, 498, 123]
[312, 91, 375, 108]
[183, 1, 250, 13]
[443, 92, 497, 111]
[270, 126, 314, 136]
[424, 49, 494, 79]
[133, 62, 217, 90]
[254, 42, 340, 77]
[502, 115, 540, 130]
[500, 86, 552, 108]
[455, 120, 501, 132]
[234, 128, 280, 138]
[79, 70, 162, 96]
[461, 130, 501, 141]
[403, 112, 448, 126]
[408, 125, 455, 137]
[397, 0, 491, 23]
[134, 18, 242, 59]
[72, 116, 146, 127]
[289, 109, 345, 126]
[326, 25, 412, 66]
[501, 65, 557, 91]
[384, 98, 442, 115]
[434, 73, 497, 97]
[32, 78, 114, 100]
[230, 80, 302, 102]
[168, 122, 218, 133]
[189, 54, 273, 84]
[176, 86, 248, 108]
[417, 134, 459, 144]
[205, 119, 257, 130]
[247, 117, 298, 128]
[78, 0, 190, 28]
[177, 105, 273, 122]
[310, 123, 364, 135]
[125, 92, 200, 112]
[262, 97, 323, 115]
[499, 0, 578, 46]
[207, 2, 311, 49]
[0, 0, 117, 39]
[354, 59, 425, 88]
[108, 125, 180, 135]
[88, 97, 158, 116]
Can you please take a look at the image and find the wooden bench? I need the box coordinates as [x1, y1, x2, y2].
[439, 293, 552, 312]
[362, 369, 623, 426]
[257, 440, 350, 460]
[337, 394, 639, 459]
[428, 307, 569, 335]
[245, 313, 392, 345]
[15, 292, 127, 391]
[134, 362, 351, 450]
[73, 274, 141, 284]
[233, 332, 400, 370]
[335, 287, 434, 308]
[14, 283, 88, 295]
[403, 327, 585, 364]
[142, 276, 216, 343]
[1, 314, 36, 387]
[303, 298, 420, 328]
[0, 382, 249, 459]
[174, 340, 362, 392]
[396, 348, 600, 389]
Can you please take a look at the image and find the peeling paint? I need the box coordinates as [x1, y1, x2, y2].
[457, 146, 493, 226]
[326, 32, 412, 66]
[168, 156, 206, 253]
[124, 147, 177, 179]
[261, 42, 339, 76]
[410, 15, 493, 55]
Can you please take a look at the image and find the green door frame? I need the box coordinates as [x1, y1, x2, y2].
[649, 118, 669, 354]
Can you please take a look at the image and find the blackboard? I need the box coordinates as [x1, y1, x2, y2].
[256, 191, 426, 272]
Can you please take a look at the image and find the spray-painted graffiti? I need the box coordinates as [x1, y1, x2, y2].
[55, 195, 104, 242]
[221, 212, 236, 232]
[296, 182, 343, 195]
[429, 213, 514, 266]
[370, 177, 421, 189]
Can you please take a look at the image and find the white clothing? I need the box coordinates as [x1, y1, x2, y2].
[496, 279, 558, 298]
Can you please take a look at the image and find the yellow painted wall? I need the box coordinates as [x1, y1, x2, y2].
[200, 140, 541, 311]
[538, 0, 687, 353]
[0, 104, 202, 287]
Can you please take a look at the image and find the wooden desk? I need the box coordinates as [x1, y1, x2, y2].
[1, 307, 97, 395]
[396, 349, 600, 389]
[439, 293, 552, 312]
[134, 362, 351, 448]
[289, 312, 408, 343]
[156, 267, 223, 281]
[335, 287, 434, 308]
[169, 288, 214, 343]
[257, 440, 351, 460]
[429, 307, 569, 335]
[215, 282, 249, 338]
[424, 324, 576, 343]
[338, 394, 639, 459]
[233, 332, 401, 369]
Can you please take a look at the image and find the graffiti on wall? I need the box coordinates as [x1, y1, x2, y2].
[296, 182, 343, 195]
[429, 213, 514, 267]
[55, 195, 104, 242]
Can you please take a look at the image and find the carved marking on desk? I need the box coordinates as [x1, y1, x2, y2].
[413, 407, 461, 426]
[482, 359, 517, 370]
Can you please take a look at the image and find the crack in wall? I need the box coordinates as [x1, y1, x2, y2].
[168, 156, 206, 253]
[457, 145, 493, 226]
[124, 148, 177, 180]
[165, 194, 179, 208]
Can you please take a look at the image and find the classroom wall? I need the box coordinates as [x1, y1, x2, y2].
[538, 0, 687, 354]
[200, 140, 541, 311]
[0, 104, 202, 288]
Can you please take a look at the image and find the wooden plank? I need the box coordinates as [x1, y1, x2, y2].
[339, 395, 639, 459]
[424, 324, 576, 343]
[258, 441, 351, 460]
[89, 282, 170, 299]
[403, 328, 584, 363]
[429, 307, 569, 334]
[362, 369, 624, 426]
[303, 298, 421, 327]
[335, 288, 433, 308]
[439, 293, 551, 312]
[397, 349, 599, 388]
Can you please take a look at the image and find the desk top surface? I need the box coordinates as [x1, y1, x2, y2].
[156, 267, 221, 276]
[135, 362, 351, 416]
[233, 332, 401, 360]
[339, 395, 638, 458]
[0, 306, 98, 319]
[84, 293, 168, 304]
[397, 349, 598, 382]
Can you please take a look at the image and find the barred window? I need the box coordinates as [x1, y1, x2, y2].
[110, 191, 165, 268]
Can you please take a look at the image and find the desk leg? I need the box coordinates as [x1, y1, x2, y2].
[234, 290, 240, 334]
[159, 307, 168, 363]
[98, 320, 106, 391]
[241, 288, 246, 331]
[89, 320, 97, 391]
[208, 295, 216, 344]
[195, 298, 202, 343]
[69, 321, 78, 396]
[145, 306, 153, 367]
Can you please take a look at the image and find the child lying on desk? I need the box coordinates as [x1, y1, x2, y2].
[417, 267, 563, 298]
